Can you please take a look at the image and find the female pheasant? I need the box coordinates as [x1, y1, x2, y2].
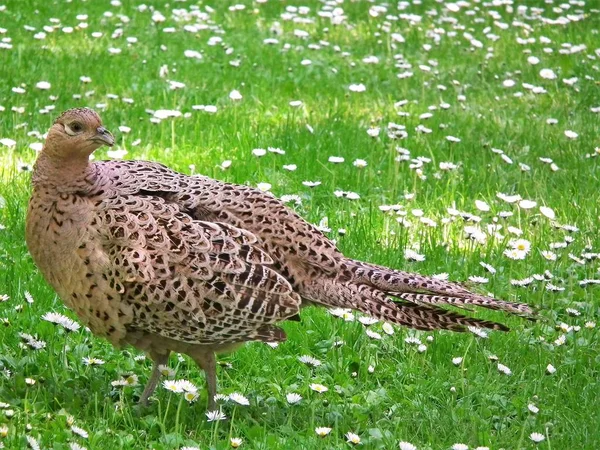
[26, 108, 533, 409]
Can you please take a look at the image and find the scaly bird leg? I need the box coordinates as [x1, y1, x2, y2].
[192, 350, 217, 411]
[139, 351, 170, 407]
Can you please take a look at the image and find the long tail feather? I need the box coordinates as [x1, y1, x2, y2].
[298, 258, 536, 333]
[397, 293, 534, 319]
[347, 260, 535, 317]
[301, 278, 510, 332]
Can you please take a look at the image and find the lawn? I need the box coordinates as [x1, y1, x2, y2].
[1, 0, 599, 449]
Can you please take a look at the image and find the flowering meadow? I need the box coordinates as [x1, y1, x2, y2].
[0, 0, 599, 449]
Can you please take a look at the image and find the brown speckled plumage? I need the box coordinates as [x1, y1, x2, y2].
[26, 108, 534, 408]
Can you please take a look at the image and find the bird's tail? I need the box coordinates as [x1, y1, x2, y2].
[301, 259, 535, 332]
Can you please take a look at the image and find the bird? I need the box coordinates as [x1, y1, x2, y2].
[26, 107, 534, 409]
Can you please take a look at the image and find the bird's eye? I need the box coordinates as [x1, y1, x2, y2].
[64, 122, 83, 136]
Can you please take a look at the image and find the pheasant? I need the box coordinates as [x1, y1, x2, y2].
[26, 108, 534, 409]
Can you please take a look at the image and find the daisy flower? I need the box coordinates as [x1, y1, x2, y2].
[82, 357, 105, 366]
[163, 380, 182, 393]
[528, 403, 539, 414]
[206, 410, 227, 422]
[346, 432, 361, 445]
[451, 444, 468, 450]
[175, 380, 198, 393]
[123, 374, 138, 386]
[365, 329, 382, 340]
[298, 355, 321, 367]
[71, 425, 88, 439]
[510, 239, 531, 254]
[504, 248, 527, 260]
[468, 276, 488, 284]
[497, 363, 512, 375]
[315, 427, 332, 437]
[541, 251, 557, 261]
[530, 432, 545, 443]
[468, 327, 488, 339]
[286, 393, 302, 404]
[158, 365, 175, 377]
[184, 391, 199, 403]
[228, 393, 250, 406]
[310, 383, 328, 393]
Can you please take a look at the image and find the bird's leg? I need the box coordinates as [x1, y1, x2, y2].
[192, 350, 217, 410]
[139, 351, 170, 407]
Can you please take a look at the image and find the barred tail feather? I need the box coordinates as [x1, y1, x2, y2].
[397, 293, 534, 319]
[348, 260, 535, 317]
[301, 278, 510, 332]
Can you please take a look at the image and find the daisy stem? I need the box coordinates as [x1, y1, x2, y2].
[163, 394, 172, 426]
[156, 399, 166, 436]
[171, 119, 175, 151]
[459, 337, 474, 396]
[546, 426, 552, 450]
[174, 394, 183, 435]
[210, 410, 222, 443]
[61, 333, 68, 368]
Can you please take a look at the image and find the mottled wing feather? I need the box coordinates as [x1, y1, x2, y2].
[95, 160, 344, 274]
[93, 194, 301, 345]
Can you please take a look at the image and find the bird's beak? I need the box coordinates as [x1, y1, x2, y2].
[90, 126, 115, 147]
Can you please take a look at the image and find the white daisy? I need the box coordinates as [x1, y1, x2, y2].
[230, 437, 243, 448]
[451, 444, 468, 450]
[468, 327, 488, 339]
[298, 355, 321, 367]
[519, 199, 537, 209]
[206, 410, 227, 422]
[399, 442, 417, 450]
[564, 130, 578, 139]
[405, 249, 425, 262]
[163, 380, 182, 393]
[346, 432, 361, 444]
[348, 83, 366, 92]
[315, 427, 332, 437]
[528, 403, 539, 414]
[497, 363, 512, 375]
[158, 365, 175, 377]
[469, 276, 489, 284]
[365, 329, 382, 340]
[71, 425, 88, 439]
[310, 383, 328, 393]
[228, 393, 250, 406]
[510, 238, 531, 253]
[286, 393, 302, 404]
[229, 90, 243, 101]
[530, 432, 545, 443]
[184, 391, 198, 403]
[539, 68, 557, 79]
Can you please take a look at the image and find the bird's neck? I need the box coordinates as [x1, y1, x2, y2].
[32, 150, 95, 193]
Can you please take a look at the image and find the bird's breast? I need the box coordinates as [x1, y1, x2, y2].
[26, 193, 93, 295]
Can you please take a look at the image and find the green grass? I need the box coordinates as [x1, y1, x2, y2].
[1, 1, 600, 449]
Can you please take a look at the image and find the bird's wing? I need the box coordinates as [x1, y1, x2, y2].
[93, 193, 301, 345]
[94, 160, 344, 274]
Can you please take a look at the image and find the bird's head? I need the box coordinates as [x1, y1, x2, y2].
[43, 108, 114, 160]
